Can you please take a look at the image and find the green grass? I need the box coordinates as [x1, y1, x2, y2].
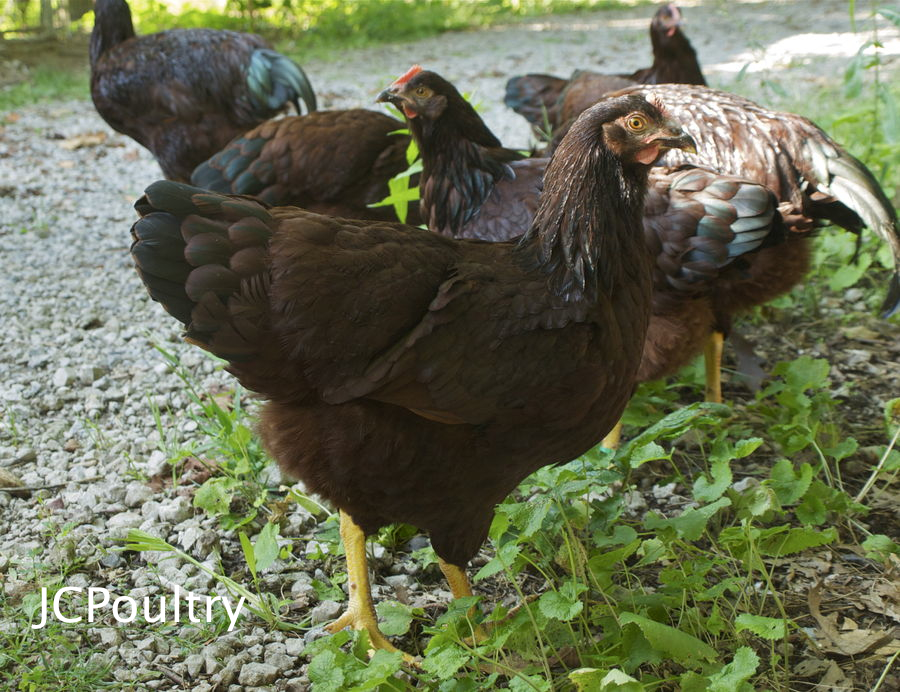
[0, 65, 89, 112]
[0, 0, 639, 112]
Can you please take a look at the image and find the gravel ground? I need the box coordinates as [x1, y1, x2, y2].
[1, 1, 899, 689]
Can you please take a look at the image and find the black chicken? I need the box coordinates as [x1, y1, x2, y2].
[90, 0, 317, 182]
[505, 3, 705, 140]
[190, 109, 419, 223]
[378, 67, 781, 412]
[130, 95, 695, 655]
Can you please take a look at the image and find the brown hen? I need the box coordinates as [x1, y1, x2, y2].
[379, 67, 781, 413]
[191, 109, 419, 223]
[505, 3, 705, 141]
[594, 83, 900, 403]
[130, 94, 695, 656]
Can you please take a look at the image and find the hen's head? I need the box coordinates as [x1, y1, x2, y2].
[376, 65, 501, 148]
[559, 93, 695, 171]
[376, 66, 460, 122]
[651, 3, 683, 40]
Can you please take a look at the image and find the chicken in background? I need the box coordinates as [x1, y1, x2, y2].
[89, 0, 316, 182]
[377, 66, 782, 419]
[599, 83, 900, 397]
[505, 3, 705, 142]
[130, 94, 695, 657]
[190, 109, 421, 224]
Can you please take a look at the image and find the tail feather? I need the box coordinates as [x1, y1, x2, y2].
[131, 181, 274, 359]
[503, 74, 568, 130]
[247, 49, 317, 116]
[192, 133, 271, 196]
[802, 138, 900, 316]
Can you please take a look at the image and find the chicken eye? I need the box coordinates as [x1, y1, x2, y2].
[415, 86, 431, 98]
[626, 114, 649, 132]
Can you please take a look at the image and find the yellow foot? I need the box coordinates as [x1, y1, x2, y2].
[327, 511, 417, 664]
[326, 605, 416, 664]
[601, 420, 623, 450]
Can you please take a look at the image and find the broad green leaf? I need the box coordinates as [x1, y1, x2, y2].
[879, 7, 900, 27]
[422, 638, 469, 678]
[569, 668, 645, 692]
[644, 497, 731, 542]
[345, 649, 404, 691]
[311, 577, 346, 602]
[621, 402, 731, 460]
[628, 441, 669, 469]
[635, 537, 666, 567]
[376, 601, 413, 637]
[587, 540, 641, 573]
[538, 580, 587, 621]
[619, 612, 717, 665]
[823, 436, 858, 462]
[843, 44, 868, 99]
[885, 397, 900, 434]
[757, 525, 837, 556]
[474, 541, 520, 581]
[828, 254, 871, 291]
[693, 456, 732, 502]
[508, 496, 552, 538]
[734, 613, 787, 640]
[744, 484, 778, 517]
[768, 459, 813, 505]
[708, 646, 760, 691]
[307, 649, 345, 692]
[508, 674, 552, 692]
[732, 438, 764, 459]
[774, 356, 830, 391]
[568, 668, 605, 692]
[193, 477, 232, 516]
[253, 521, 280, 573]
[862, 534, 900, 560]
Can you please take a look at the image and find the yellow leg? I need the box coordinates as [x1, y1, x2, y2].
[326, 511, 415, 662]
[439, 559, 477, 599]
[704, 331, 724, 404]
[601, 420, 623, 450]
[438, 559, 486, 643]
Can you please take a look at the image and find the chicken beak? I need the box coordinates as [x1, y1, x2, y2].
[376, 86, 419, 120]
[375, 87, 398, 105]
[656, 131, 697, 155]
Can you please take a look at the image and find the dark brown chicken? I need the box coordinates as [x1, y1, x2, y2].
[505, 3, 705, 140]
[378, 67, 781, 405]
[90, 0, 316, 181]
[191, 109, 419, 223]
[377, 65, 541, 241]
[130, 95, 695, 655]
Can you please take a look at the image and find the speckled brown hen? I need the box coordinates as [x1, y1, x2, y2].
[90, 0, 316, 181]
[608, 83, 900, 395]
[129, 94, 695, 656]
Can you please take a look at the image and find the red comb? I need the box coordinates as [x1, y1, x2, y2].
[391, 64, 423, 87]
